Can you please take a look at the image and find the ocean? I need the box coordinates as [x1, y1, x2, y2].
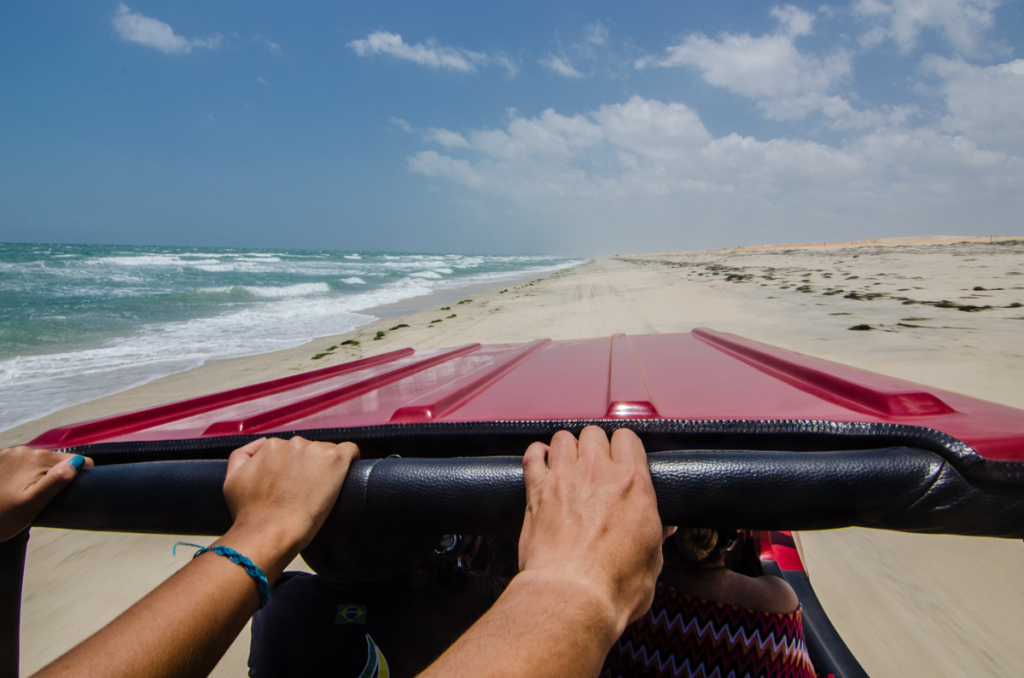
[0, 243, 585, 433]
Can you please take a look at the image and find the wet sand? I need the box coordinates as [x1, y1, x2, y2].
[8, 236, 1024, 676]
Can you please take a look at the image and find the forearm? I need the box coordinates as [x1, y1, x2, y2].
[34, 524, 300, 678]
[419, 572, 623, 678]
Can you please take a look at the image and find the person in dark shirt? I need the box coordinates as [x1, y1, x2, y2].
[249, 548, 511, 677]
[602, 529, 815, 678]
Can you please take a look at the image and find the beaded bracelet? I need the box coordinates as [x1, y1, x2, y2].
[174, 542, 271, 609]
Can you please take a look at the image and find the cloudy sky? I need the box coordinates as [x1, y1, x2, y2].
[2, 1, 1022, 254]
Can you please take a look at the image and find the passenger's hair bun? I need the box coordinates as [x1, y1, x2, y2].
[674, 527, 719, 563]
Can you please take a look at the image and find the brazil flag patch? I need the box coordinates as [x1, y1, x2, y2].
[336, 604, 368, 625]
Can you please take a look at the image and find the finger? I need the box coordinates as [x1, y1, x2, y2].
[285, 435, 310, 457]
[225, 437, 268, 477]
[306, 441, 360, 532]
[309, 440, 361, 470]
[24, 454, 86, 508]
[577, 425, 610, 463]
[522, 441, 550, 491]
[335, 441, 360, 467]
[546, 430, 578, 471]
[55, 452, 94, 468]
[609, 427, 646, 465]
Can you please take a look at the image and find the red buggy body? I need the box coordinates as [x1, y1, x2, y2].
[6, 329, 1024, 677]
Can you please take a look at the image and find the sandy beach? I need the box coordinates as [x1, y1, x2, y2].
[8, 236, 1024, 676]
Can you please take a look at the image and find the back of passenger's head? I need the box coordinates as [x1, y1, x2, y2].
[671, 528, 737, 566]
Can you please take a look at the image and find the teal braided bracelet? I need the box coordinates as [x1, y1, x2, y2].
[174, 542, 271, 609]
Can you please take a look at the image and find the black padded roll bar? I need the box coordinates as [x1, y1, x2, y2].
[0, 531, 28, 678]
[32, 448, 1024, 539]
[14, 446, 1024, 678]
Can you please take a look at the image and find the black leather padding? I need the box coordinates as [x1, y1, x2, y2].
[34, 447, 1024, 539]
[57, 418, 1023, 487]
[0, 530, 28, 678]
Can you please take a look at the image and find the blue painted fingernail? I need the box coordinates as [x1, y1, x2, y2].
[69, 455, 85, 470]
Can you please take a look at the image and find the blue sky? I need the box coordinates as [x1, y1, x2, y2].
[1, 1, 1022, 254]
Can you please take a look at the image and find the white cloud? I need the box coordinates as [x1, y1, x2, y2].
[347, 31, 488, 72]
[389, 116, 413, 133]
[857, 25, 890, 48]
[818, 96, 918, 129]
[426, 128, 472, 148]
[540, 54, 583, 78]
[591, 98, 711, 157]
[189, 35, 223, 51]
[925, 57, 1024, 154]
[112, 4, 222, 55]
[638, 5, 854, 121]
[584, 22, 610, 46]
[408, 97, 864, 199]
[771, 4, 816, 36]
[484, 108, 604, 159]
[403, 95, 1023, 251]
[854, 0, 1003, 55]
[539, 21, 620, 80]
[492, 53, 520, 77]
[254, 36, 281, 53]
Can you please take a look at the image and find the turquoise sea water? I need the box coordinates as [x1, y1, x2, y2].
[0, 243, 584, 432]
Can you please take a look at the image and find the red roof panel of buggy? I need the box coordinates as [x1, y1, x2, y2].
[28, 328, 1024, 461]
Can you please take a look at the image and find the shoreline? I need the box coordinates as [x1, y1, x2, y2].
[13, 234, 1023, 449]
[15, 235, 1024, 676]
[0, 261, 585, 445]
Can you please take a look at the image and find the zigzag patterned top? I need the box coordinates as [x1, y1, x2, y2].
[601, 581, 816, 678]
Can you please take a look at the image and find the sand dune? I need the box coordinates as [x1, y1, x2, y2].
[8, 236, 1024, 676]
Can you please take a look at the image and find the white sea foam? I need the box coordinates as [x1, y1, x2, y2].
[191, 260, 283, 273]
[89, 254, 216, 268]
[0, 248, 587, 434]
[242, 282, 331, 298]
[0, 298, 375, 432]
[324, 258, 585, 311]
[87, 253, 289, 273]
